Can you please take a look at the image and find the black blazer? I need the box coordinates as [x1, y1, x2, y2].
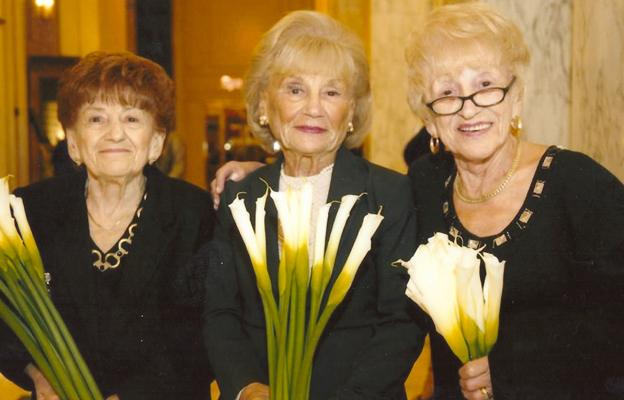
[201, 147, 425, 400]
[1, 166, 214, 399]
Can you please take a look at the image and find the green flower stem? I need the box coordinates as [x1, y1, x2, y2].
[260, 298, 276, 400]
[0, 297, 67, 398]
[286, 293, 295, 395]
[290, 285, 307, 398]
[291, 241, 308, 397]
[12, 261, 95, 400]
[5, 270, 79, 399]
[11, 258, 102, 399]
[276, 244, 296, 400]
[296, 304, 337, 398]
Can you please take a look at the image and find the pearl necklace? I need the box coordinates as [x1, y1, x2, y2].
[454, 142, 522, 204]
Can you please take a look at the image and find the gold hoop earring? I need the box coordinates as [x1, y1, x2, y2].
[347, 122, 354, 134]
[510, 115, 523, 137]
[429, 136, 440, 154]
[259, 115, 269, 127]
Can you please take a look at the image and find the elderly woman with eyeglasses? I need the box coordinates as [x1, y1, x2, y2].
[406, 3, 624, 399]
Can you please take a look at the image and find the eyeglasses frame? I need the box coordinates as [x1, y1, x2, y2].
[426, 76, 517, 116]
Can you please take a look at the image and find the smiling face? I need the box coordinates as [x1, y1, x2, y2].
[424, 62, 522, 164]
[66, 100, 165, 180]
[262, 72, 354, 161]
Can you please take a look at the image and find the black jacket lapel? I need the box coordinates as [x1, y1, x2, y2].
[115, 168, 174, 309]
[248, 160, 281, 299]
[48, 171, 99, 343]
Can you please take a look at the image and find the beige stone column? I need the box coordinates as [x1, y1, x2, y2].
[570, 0, 624, 181]
[369, 0, 429, 173]
[0, 0, 28, 187]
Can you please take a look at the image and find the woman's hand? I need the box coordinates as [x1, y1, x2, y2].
[240, 382, 270, 400]
[210, 161, 265, 209]
[25, 363, 59, 400]
[459, 356, 494, 400]
[106, 396, 120, 400]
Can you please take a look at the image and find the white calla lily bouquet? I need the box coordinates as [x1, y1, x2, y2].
[0, 176, 103, 399]
[229, 183, 383, 400]
[395, 232, 505, 363]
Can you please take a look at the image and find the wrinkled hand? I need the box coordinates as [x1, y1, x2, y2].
[106, 396, 120, 400]
[459, 356, 493, 400]
[210, 161, 265, 209]
[25, 364, 59, 400]
[240, 382, 270, 400]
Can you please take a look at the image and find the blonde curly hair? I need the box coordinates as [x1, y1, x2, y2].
[245, 10, 371, 150]
[405, 3, 530, 120]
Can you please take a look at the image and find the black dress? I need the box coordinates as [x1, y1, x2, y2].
[0, 166, 214, 399]
[409, 146, 624, 399]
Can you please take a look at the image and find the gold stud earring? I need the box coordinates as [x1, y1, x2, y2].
[429, 136, 440, 154]
[510, 115, 523, 137]
[259, 115, 269, 127]
[347, 122, 354, 133]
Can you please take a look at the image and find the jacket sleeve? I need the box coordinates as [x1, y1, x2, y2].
[334, 175, 426, 399]
[202, 183, 266, 400]
[0, 323, 33, 390]
[559, 153, 624, 391]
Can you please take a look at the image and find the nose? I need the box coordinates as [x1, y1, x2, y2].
[457, 97, 480, 119]
[304, 92, 322, 117]
[106, 118, 125, 141]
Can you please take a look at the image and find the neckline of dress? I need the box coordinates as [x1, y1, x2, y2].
[280, 163, 334, 183]
[442, 145, 562, 250]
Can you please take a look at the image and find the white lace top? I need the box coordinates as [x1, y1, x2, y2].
[279, 163, 334, 265]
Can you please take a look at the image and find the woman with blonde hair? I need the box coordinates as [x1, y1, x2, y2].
[406, 3, 624, 399]
[201, 10, 425, 400]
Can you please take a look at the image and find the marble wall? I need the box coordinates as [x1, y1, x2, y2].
[483, 0, 572, 149]
[570, 0, 624, 181]
[369, 0, 428, 173]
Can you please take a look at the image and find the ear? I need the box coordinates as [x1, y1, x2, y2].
[511, 84, 524, 117]
[423, 117, 438, 138]
[258, 91, 268, 118]
[65, 129, 82, 165]
[511, 97, 523, 118]
[148, 131, 166, 164]
[348, 98, 356, 122]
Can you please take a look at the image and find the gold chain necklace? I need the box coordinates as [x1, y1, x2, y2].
[87, 208, 124, 231]
[454, 142, 522, 204]
[85, 177, 146, 231]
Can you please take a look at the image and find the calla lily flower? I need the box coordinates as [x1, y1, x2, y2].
[229, 193, 272, 294]
[455, 247, 485, 359]
[229, 185, 380, 400]
[482, 251, 505, 352]
[396, 232, 505, 363]
[326, 211, 383, 308]
[396, 234, 469, 363]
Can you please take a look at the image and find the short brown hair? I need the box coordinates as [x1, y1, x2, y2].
[245, 11, 371, 149]
[57, 51, 175, 133]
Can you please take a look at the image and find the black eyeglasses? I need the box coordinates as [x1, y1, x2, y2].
[426, 76, 516, 116]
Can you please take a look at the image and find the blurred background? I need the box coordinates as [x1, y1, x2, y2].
[0, 0, 622, 398]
